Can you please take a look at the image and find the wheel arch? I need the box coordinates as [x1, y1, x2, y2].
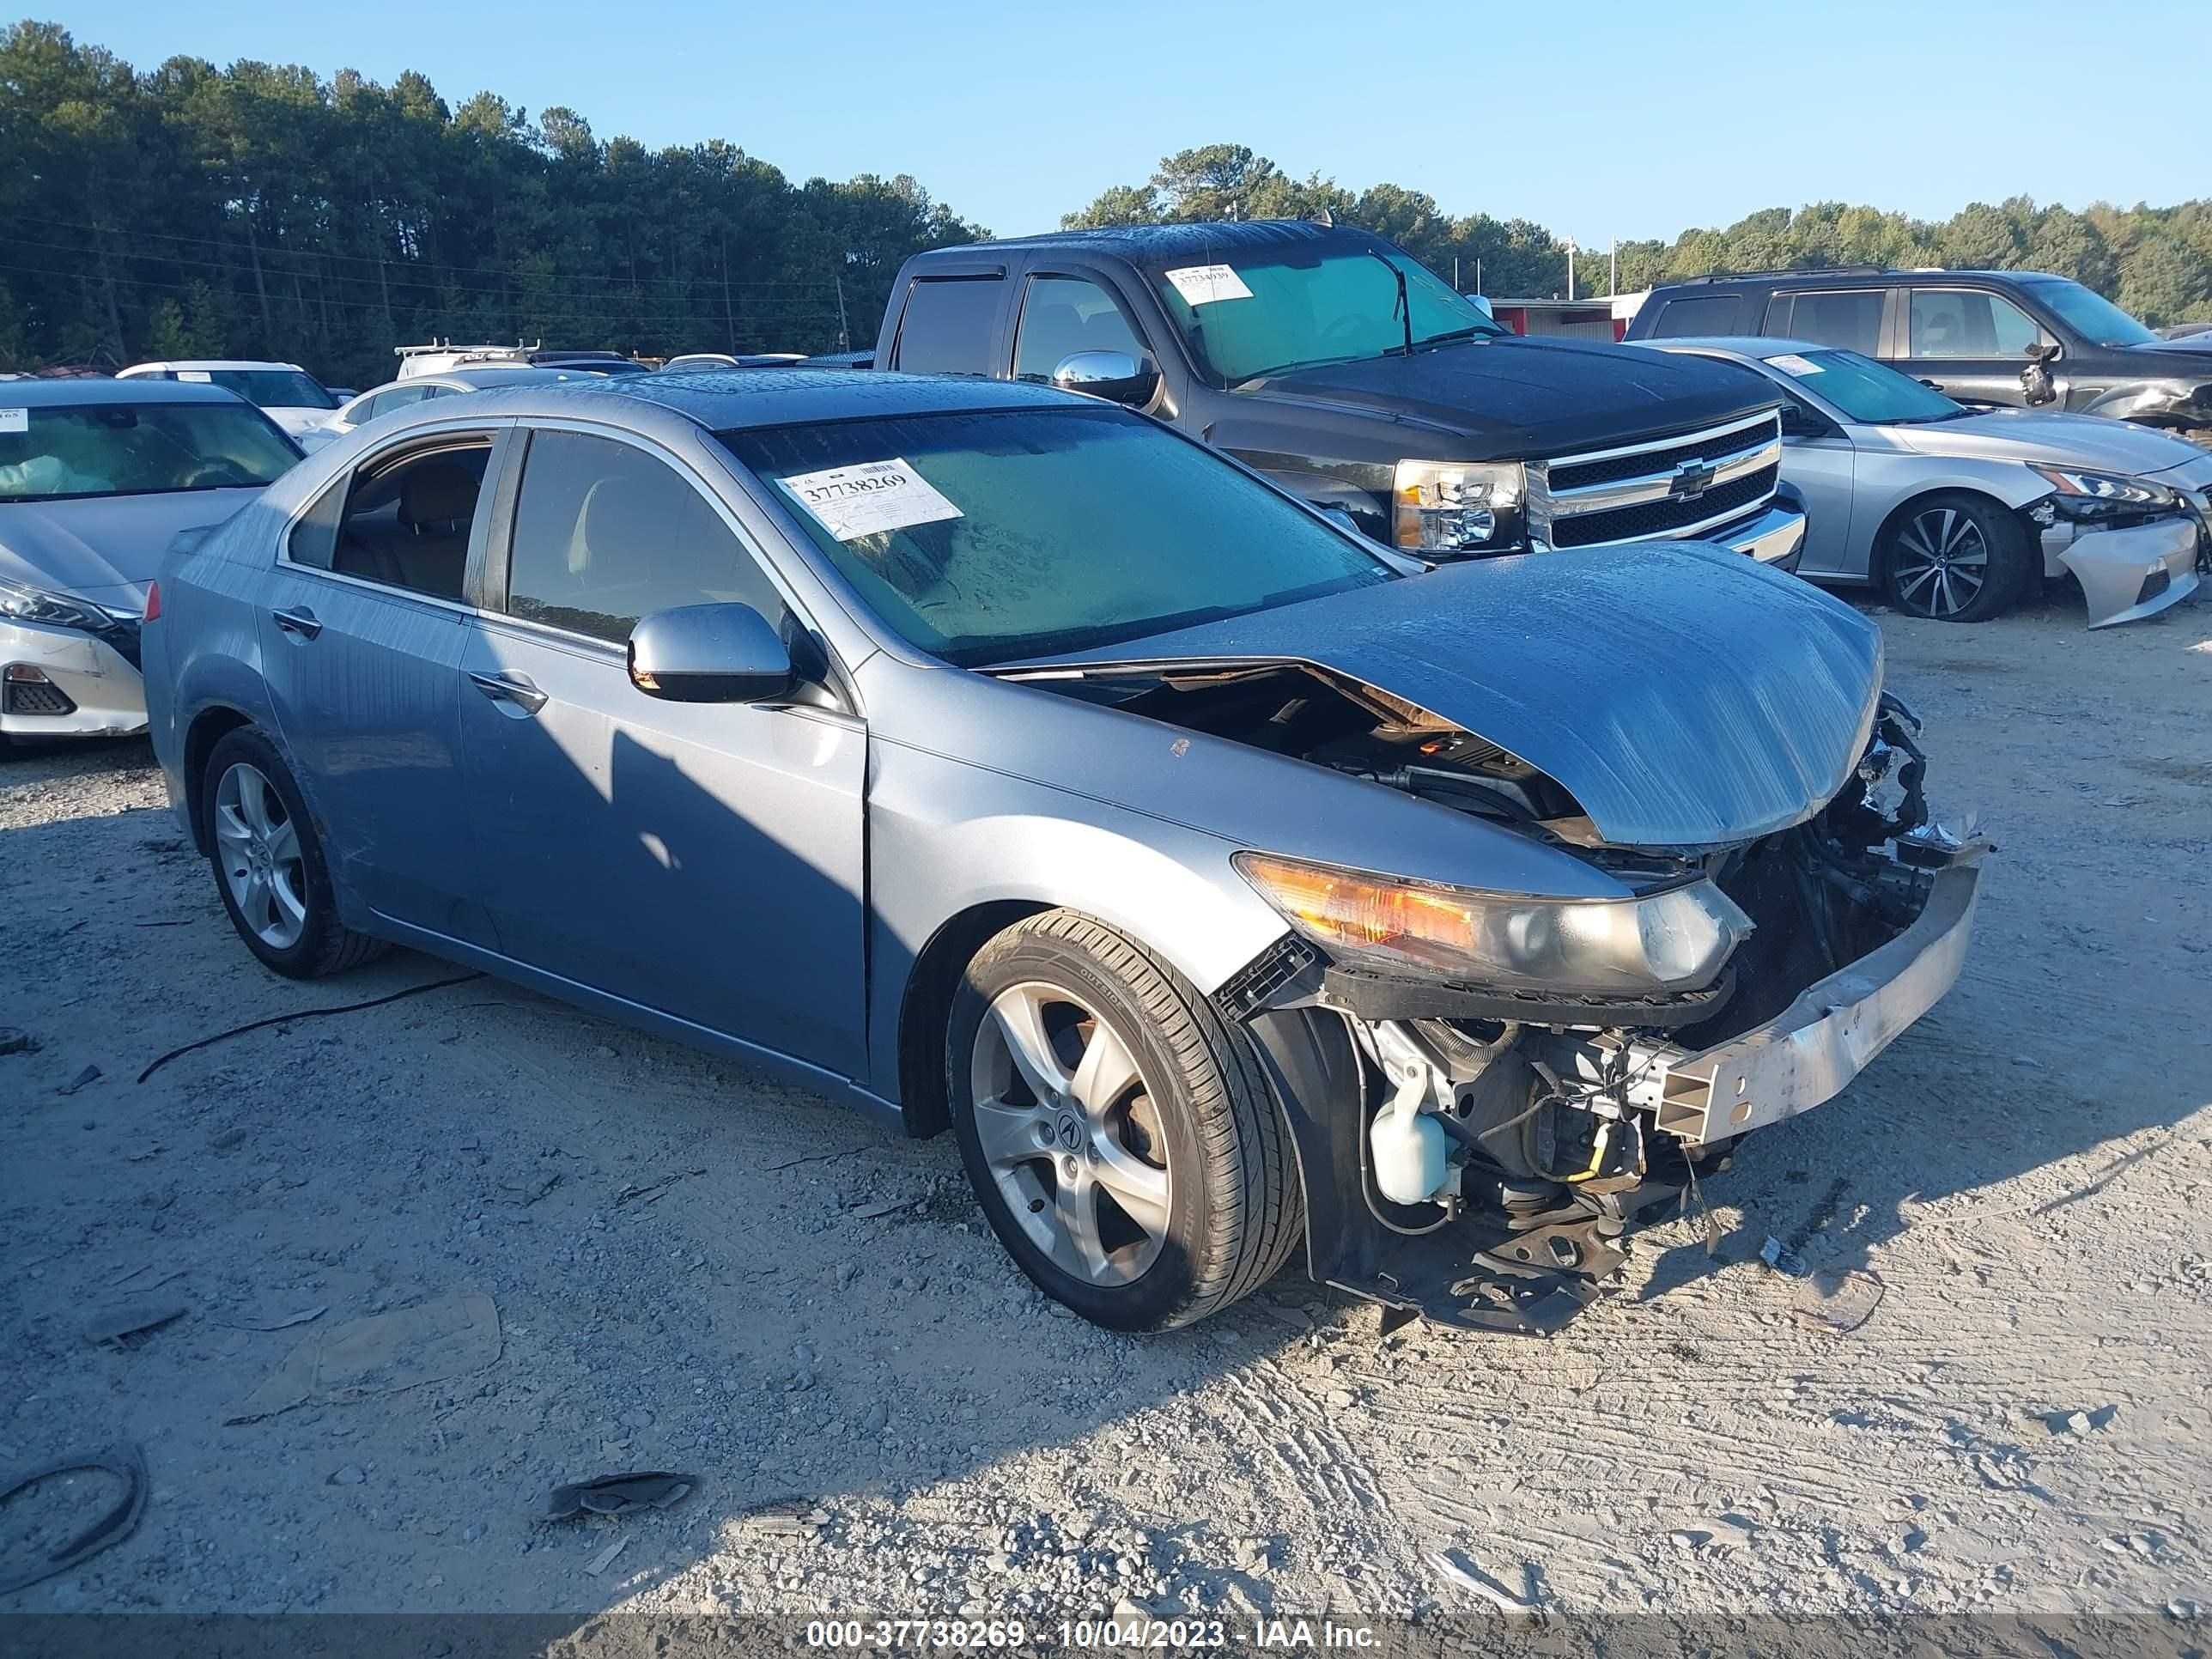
[181, 702, 258, 853]
[895, 899, 1055, 1139]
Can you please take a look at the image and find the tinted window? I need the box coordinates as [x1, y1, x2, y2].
[287, 476, 347, 569]
[360, 385, 434, 423]
[505, 431, 785, 644]
[318, 441, 491, 600]
[1771, 290, 1885, 355]
[723, 406, 1390, 667]
[1909, 289, 2046, 358]
[890, 278, 1004, 374]
[1649, 295, 1743, 337]
[1014, 276, 1147, 380]
[0, 402, 299, 503]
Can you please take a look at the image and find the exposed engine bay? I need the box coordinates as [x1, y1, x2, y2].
[1030, 655, 1987, 1334]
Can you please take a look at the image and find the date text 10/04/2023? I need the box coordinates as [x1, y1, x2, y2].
[804, 1620, 1382, 1650]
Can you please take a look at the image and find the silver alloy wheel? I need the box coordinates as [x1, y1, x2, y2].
[1893, 507, 1990, 618]
[213, 761, 310, 951]
[969, 981, 1172, 1286]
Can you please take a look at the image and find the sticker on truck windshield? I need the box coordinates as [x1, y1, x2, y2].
[1763, 353, 1824, 376]
[778, 458, 963, 542]
[1164, 264, 1254, 307]
[0, 408, 26, 434]
[176, 369, 213, 382]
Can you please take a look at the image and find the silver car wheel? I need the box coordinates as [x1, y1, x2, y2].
[968, 981, 1172, 1287]
[213, 761, 310, 951]
[1893, 507, 1989, 618]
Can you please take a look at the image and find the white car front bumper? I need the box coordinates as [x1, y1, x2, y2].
[2042, 515, 2202, 629]
[0, 617, 148, 738]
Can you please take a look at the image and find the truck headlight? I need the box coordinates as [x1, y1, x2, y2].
[0, 574, 115, 635]
[1235, 853, 1752, 998]
[1393, 459, 1525, 553]
[2030, 465, 2179, 520]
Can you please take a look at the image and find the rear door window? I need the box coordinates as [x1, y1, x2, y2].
[889, 277, 1004, 375]
[1766, 289, 1885, 356]
[1648, 295, 1743, 337]
[297, 440, 494, 601]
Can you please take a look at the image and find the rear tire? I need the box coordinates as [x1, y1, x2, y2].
[947, 910, 1301, 1332]
[202, 726, 386, 979]
[1881, 492, 2030, 623]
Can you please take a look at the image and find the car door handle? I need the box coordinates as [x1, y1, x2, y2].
[467, 670, 548, 714]
[271, 605, 322, 639]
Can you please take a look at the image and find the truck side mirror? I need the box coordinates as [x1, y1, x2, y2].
[1051, 350, 1159, 410]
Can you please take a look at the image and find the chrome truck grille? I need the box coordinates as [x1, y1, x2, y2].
[1529, 411, 1783, 550]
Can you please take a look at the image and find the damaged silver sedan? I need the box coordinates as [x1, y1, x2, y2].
[144, 370, 1984, 1334]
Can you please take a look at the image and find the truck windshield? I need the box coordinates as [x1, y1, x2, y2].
[0, 402, 301, 503]
[1146, 242, 1503, 386]
[723, 404, 1394, 667]
[2021, 278, 2159, 349]
[1759, 349, 1967, 424]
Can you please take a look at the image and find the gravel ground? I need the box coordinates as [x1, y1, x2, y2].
[2, 591, 2209, 1641]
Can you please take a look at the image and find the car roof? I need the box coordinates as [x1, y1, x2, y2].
[377, 367, 1089, 437]
[919, 217, 1376, 266]
[0, 378, 251, 408]
[1654, 268, 2057, 294]
[118, 359, 308, 374]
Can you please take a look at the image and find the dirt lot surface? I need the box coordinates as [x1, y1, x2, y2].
[3, 593, 2209, 1642]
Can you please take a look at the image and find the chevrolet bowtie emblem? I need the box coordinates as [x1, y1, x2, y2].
[1669, 459, 1719, 501]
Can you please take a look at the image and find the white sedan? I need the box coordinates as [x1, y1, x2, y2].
[116, 360, 343, 440]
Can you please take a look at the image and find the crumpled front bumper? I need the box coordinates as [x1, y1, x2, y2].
[2044, 515, 2202, 628]
[0, 617, 148, 738]
[1620, 861, 1983, 1146]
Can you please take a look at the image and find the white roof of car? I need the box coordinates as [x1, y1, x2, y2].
[117, 360, 310, 375]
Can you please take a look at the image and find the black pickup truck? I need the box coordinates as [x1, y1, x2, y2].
[868, 220, 1807, 565]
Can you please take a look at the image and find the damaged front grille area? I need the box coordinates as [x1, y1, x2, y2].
[1532, 410, 1783, 549]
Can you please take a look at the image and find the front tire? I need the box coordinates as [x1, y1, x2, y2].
[947, 911, 1301, 1332]
[202, 726, 386, 979]
[1881, 492, 2030, 623]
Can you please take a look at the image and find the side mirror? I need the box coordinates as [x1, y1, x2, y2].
[2024, 341, 2062, 363]
[1777, 403, 1818, 437]
[1051, 349, 1159, 409]
[628, 603, 793, 703]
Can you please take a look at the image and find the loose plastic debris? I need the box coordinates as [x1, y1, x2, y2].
[228, 1291, 500, 1424]
[544, 1471, 697, 1521]
[0, 1443, 148, 1595]
[1790, 1268, 1885, 1334]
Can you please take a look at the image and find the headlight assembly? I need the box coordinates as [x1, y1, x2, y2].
[0, 574, 116, 635]
[2030, 465, 2179, 520]
[1235, 852, 1752, 1000]
[1393, 459, 1525, 554]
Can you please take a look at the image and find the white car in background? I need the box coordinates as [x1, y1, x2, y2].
[1, 379, 301, 748]
[115, 360, 343, 440]
[295, 365, 592, 453]
[1641, 337, 2208, 627]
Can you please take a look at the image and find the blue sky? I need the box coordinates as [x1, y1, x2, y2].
[55, 0, 2207, 244]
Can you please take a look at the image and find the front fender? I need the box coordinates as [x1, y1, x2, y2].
[863, 736, 1291, 1110]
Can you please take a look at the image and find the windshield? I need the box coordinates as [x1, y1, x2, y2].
[177, 369, 337, 410]
[1759, 348, 1966, 424]
[2024, 279, 2158, 349]
[0, 402, 301, 503]
[722, 405, 1394, 667]
[1146, 240, 1503, 386]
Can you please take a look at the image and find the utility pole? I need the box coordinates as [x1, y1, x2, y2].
[834, 276, 850, 352]
[1565, 239, 1577, 302]
[1609, 239, 1618, 298]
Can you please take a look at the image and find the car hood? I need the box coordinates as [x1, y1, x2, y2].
[1006, 542, 1882, 849]
[2126, 338, 2212, 363]
[1887, 408, 2209, 473]
[262, 406, 334, 436]
[0, 488, 263, 607]
[1243, 337, 1778, 459]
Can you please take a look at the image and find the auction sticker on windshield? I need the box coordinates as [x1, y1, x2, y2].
[1164, 264, 1254, 307]
[779, 458, 963, 542]
[1764, 354, 1825, 376]
[0, 408, 26, 434]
